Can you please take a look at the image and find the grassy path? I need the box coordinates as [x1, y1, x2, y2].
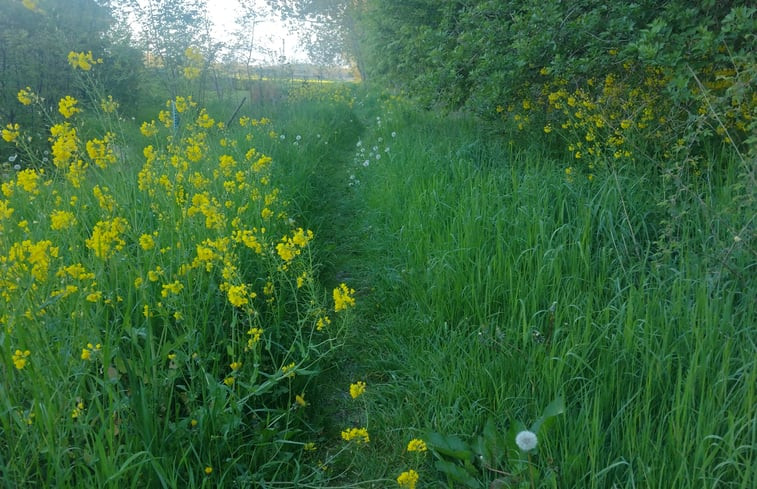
[265, 91, 755, 488]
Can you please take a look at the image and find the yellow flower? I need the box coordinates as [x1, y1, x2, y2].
[140, 120, 158, 137]
[16, 169, 40, 194]
[295, 393, 307, 407]
[139, 234, 156, 250]
[341, 427, 370, 444]
[17, 87, 34, 105]
[71, 401, 85, 419]
[67, 51, 100, 71]
[303, 442, 316, 451]
[349, 381, 366, 399]
[2, 123, 20, 143]
[333, 283, 356, 312]
[85, 217, 129, 259]
[161, 280, 184, 297]
[397, 469, 419, 489]
[12, 349, 31, 370]
[281, 362, 296, 378]
[204, 466, 213, 475]
[100, 95, 119, 113]
[50, 210, 76, 230]
[316, 316, 331, 331]
[230, 361, 242, 371]
[227, 284, 249, 308]
[407, 438, 427, 452]
[81, 343, 101, 360]
[223, 377, 235, 386]
[86, 291, 103, 302]
[59, 96, 81, 118]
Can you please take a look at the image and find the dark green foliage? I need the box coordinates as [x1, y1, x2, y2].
[358, 1, 756, 163]
[0, 0, 143, 117]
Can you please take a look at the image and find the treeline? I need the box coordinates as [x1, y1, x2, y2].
[357, 0, 755, 173]
[0, 0, 143, 124]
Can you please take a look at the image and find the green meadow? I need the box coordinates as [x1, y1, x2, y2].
[3, 73, 754, 489]
[1, 1, 755, 488]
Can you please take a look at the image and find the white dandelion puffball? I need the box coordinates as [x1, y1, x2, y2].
[515, 430, 538, 452]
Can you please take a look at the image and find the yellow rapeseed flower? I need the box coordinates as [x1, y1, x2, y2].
[226, 284, 249, 308]
[295, 393, 307, 407]
[333, 283, 356, 312]
[281, 362, 296, 378]
[85, 217, 129, 259]
[50, 210, 76, 230]
[341, 427, 370, 445]
[349, 381, 366, 399]
[407, 438, 427, 452]
[100, 95, 119, 113]
[12, 349, 31, 370]
[17, 87, 34, 105]
[139, 234, 156, 250]
[58, 96, 81, 118]
[2, 123, 20, 143]
[397, 469, 419, 489]
[67, 51, 100, 71]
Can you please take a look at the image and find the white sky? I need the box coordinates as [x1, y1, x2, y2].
[205, 0, 308, 62]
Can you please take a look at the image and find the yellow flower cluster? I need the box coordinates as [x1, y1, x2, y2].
[67, 51, 101, 71]
[2, 123, 20, 143]
[80, 343, 101, 360]
[49, 123, 79, 169]
[396, 469, 419, 489]
[245, 327, 264, 351]
[341, 427, 370, 444]
[86, 133, 117, 169]
[58, 96, 81, 118]
[17, 87, 34, 105]
[85, 217, 129, 259]
[407, 438, 427, 452]
[333, 283, 356, 312]
[12, 349, 31, 370]
[4, 239, 59, 285]
[276, 228, 314, 263]
[50, 210, 76, 230]
[349, 381, 366, 399]
[182, 46, 204, 80]
[226, 283, 252, 308]
[15, 169, 41, 195]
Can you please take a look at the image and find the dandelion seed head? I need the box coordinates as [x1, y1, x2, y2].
[515, 430, 538, 451]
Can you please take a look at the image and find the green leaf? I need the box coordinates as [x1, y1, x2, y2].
[531, 396, 565, 433]
[426, 431, 474, 461]
[434, 459, 482, 488]
[476, 417, 504, 466]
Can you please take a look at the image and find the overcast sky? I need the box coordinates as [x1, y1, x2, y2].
[205, 0, 307, 61]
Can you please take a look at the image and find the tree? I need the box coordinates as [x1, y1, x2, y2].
[114, 0, 217, 98]
[0, 0, 142, 133]
[264, 0, 367, 79]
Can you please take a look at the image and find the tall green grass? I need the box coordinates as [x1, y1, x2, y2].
[294, 97, 755, 488]
[2, 74, 752, 487]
